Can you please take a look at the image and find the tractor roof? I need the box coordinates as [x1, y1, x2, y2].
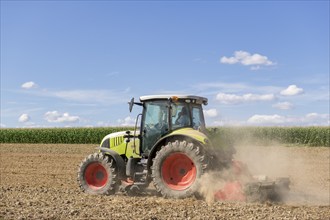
[139, 95, 208, 105]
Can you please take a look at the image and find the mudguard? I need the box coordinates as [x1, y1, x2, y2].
[97, 147, 126, 179]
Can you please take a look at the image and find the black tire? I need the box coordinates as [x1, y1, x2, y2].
[77, 153, 118, 195]
[151, 140, 207, 199]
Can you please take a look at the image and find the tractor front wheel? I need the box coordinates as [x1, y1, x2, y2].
[151, 140, 207, 199]
[77, 153, 118, 195]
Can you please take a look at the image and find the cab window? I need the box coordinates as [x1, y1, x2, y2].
[141, 101, 168, 153]
[192, 106, 205, 129]
[171, 103, 191, 129]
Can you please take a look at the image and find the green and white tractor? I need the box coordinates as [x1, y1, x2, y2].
[77, 95, 289, 201]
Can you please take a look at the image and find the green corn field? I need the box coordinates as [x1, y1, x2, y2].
[209, 126, 329, 147]
[0, 127, 329, 147]
[0, 127, 132, 144]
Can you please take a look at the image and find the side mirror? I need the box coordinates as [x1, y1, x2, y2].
[128, 97, 134, 112]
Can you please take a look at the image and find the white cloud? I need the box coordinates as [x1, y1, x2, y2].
[280, 85, 304, 96]
[54, 90, 108, 102]
[50, 89, 130, 104]
[193, 82, 283, 96]
[117, 116, 136, 126]
[19, 83, 129, 105]
[0, 123, 6, 128]
[44, 111, 80, 123]
[193, 58, 207, 63]
[220, 56, 238, 64]
[21, 88, 130, 105]
[211, 119, 247, 127]
[216, 92, 276, 104]
[305, 113, 319, 119]
[220, 50, 275, 69]
[96, 121, 113, 127]
[304, 113, 329, 124]
[21, 81, 38, 89]
[247, 114, 286, 124]
[247, 113, 329, 126]
[272, 102, 294, 110]
[193, 82, 250, 93]
[203, 108, 218, 118]
[18, 113, 30, 123]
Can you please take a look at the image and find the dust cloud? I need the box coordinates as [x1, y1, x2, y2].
[198, 172, 227, 205]
[198, 139, 330, 205]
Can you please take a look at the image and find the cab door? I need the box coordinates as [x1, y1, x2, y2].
[141, 101, 169, 153]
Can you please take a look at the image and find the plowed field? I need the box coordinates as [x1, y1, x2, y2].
[1, 144, 329, 219]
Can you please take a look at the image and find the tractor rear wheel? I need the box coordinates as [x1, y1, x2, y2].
[151, 140, 207, 199]
[77, 153, 118, 195]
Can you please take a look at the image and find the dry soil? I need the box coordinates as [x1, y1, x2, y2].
[0, 143, 329, 220]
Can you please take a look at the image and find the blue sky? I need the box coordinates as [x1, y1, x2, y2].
[1, 1, 329, 128]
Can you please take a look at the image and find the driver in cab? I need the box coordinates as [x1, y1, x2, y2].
[175, 107, 189, 126]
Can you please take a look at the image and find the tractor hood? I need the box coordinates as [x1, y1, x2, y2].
[101, 131, 128, 147]
[100, 130, 140, 158]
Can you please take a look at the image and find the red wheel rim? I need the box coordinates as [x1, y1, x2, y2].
[84, 162, 108, 189]
[161, 153, 196, 190]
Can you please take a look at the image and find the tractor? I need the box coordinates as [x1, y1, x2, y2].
[77, 95, 289, 201]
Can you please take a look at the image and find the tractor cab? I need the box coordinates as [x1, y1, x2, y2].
[130, 95, 208, 154]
